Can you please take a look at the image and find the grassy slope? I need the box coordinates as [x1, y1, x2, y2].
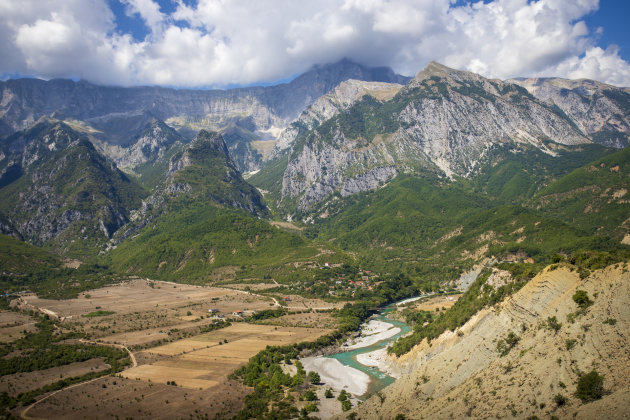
[309, 143, 627, 285]
[0, 234, 61, 274]
[109, 203, 322, 282]
[468, 142, 614, 202]
[0, 234, 123, 299]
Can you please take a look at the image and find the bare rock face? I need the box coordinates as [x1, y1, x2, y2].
[101, 119, 184, 170]
[279, 62, 597, 212]
[273, 79, 404, 154]
[510, 77, 630, 147]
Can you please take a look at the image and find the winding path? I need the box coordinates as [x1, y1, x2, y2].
[20, 341, 136, 420]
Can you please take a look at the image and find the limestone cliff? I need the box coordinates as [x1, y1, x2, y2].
[279, 62, 597, 212]
[510, 77, 630, 148]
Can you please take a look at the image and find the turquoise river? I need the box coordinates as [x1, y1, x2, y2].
[327, 302, 412, 398]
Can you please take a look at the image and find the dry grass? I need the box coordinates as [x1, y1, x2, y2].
[23, 375, 249, 419]
[121, 323, 332, 390]
[411, 294, 462, 312]
[0, 311, 37, 342]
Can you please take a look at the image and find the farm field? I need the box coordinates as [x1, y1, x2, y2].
[22, 375, 250, 420]
[0, 358, 110, 395]
[5, 279, 339, 419]
[121, 323, 332, 389]
[0, 311, 37, 342]
[405, 294, 462, 312]
[15, 278, 266, 319]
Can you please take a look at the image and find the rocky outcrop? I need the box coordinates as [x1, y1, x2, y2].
[510, 77, 630, 147]
[273, 79, 404, 154]
[94, 118, 184, 171]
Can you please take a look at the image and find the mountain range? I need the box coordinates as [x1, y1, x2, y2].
[1, 58, 629, 419]
[0, 59, 409, 173]
[0, 59, 628, 265]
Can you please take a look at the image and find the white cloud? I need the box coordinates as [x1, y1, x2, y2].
[0, 0, 629, 87]
[549, 46, 630, 86]
[121, 0, 164, 33]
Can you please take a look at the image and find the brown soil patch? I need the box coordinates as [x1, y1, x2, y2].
[62, 259, 82, 269]
[257, 312, 337, 329]
[270, 221, 305, 231]
[223, 282, 282, 291]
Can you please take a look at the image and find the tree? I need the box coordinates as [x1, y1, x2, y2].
[575, 370, 604, 402]
[303, 390, 317, 401]
[308, 371, 321, 385]
[572, 290, 593, 309]
[325, 388, 334, 398]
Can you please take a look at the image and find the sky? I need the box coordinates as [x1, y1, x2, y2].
[0, 0, 629, 88]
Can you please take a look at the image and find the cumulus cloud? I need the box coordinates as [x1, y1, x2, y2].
[0, 0, 629, 87]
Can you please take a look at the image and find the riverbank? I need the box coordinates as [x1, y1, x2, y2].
[343, 319, 400, 349]
[355, 348, 403, 378]
[300, 357, 370, 395]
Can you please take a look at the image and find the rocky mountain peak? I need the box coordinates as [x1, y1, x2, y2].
[166, 130, 229, 176]
[0, 120, 145, 254]
[410, 61, 482, 86]
[270, 63, 602, 214]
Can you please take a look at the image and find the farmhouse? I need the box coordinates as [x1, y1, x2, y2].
[232, 310, 244, 317]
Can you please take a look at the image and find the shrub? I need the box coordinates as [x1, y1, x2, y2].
[545, 316, 562, 333]
[308, 371, 321, 385]
[341, 399, 352, 411]
[572, 290, 593, 309]
[303, 390, 317, 401]
[496, 332, 520, 356]
[325, 388, 334, 398]
[303, 403, 318, 413]
[575, 370, 604, 402]
[338, 390, 349, 402]
[553, 393, 567, 406]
